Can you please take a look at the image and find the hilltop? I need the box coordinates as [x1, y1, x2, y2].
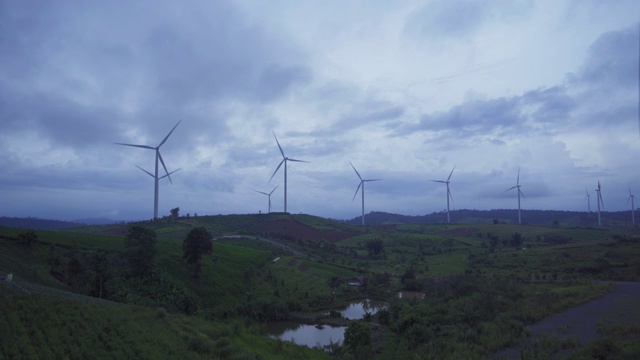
[345, 209, 637, 227]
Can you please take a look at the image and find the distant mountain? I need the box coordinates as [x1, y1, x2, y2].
[345, 209, 637, 227]
[72, 218, 119, 225]
[0, 217, 84, 230]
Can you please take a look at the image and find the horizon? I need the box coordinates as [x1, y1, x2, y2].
[1, 1, 639, 221]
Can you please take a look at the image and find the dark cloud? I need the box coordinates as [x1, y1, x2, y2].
[578, 25, 639, 89]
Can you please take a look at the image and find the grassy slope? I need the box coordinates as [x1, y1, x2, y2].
[3, 218, 640, 359]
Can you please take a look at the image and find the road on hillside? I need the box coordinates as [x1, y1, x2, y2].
[216, 235, 306, 257]
[493, 281, 640, 359]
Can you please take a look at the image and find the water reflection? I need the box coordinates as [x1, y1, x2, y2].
[339, 299, 386, 320]
[268, 322, 346, 348]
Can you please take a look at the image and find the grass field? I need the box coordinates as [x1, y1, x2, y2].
[2, 216, 640, 359]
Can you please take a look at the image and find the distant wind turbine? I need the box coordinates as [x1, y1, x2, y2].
[595, 181, 604, 226]
[628, 185, 636, 224]
[269, 132, 308, 213]
[115, 120, 181, 220]
[505, 167, 525, 224]
[254, 185, 279, 214]
[350, 162, 382, 226]
[430, 166, 455, 224]
[584, 188, 591, 218]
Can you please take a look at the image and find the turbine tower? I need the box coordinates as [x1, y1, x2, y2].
[115, 120, 181, 220]
[254, 185, 279, 214]
[505, 168, 525, 224]
[430, 166, 455, 224]
[595, 181, 604, 226]
[269, 132, 308, 213]
[584, 188, 591, 217]
[350, 162, 382, 226]
[629, 185, 636, 224]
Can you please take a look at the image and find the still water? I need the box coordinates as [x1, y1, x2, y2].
[268, 322, 346, 348]
[267, 299, 386, 348]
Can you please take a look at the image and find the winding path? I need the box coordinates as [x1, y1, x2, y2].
[494, 281, 640, 359]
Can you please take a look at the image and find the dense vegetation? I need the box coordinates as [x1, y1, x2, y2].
[1, 213, 640, 359]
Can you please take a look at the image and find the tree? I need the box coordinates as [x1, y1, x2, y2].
[124, 226, 157, 278]
[366, 239, 384, 258]
[170, 207, 180, 220]
[183, 227, 213, 278]
[17, 229, 38, 247]
[343, 321, 372, 359]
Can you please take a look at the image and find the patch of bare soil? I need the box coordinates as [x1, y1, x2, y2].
[252, 219, 360, 243]
[493, 282, 640, 359]
[436, 227, 479, 237]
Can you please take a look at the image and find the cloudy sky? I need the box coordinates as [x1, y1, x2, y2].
[1, 0, 639, 221]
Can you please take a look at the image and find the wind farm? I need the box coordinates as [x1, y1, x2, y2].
[2, 3, 640, 360]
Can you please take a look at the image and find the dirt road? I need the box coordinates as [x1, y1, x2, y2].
[494, 281, 640, 359]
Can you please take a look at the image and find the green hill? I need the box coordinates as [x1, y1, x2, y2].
[2, 214, 640, 359]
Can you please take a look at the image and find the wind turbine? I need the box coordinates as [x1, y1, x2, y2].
[115, 120, 181, 220]
[254, 185, 279, 214]
[595, 181, 604, 226]
[505, 168, 525, 224]
[350, 162, 382, 226]
[430, 166, 455, 224]
[629, 185, 636, 224]
[584, 188, 591, 217]
[269, 132, 308, 213]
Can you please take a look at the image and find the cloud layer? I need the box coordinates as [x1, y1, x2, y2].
[0, 0, 638, 221]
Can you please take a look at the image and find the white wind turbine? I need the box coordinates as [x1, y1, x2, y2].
[115, 120, 181, 220]
[269, 132, 308, 213]
[628, 185, 636, 224]
[595, 181, 604, 226]
[505, 167, 525, 224]
[584, 188, 592, 217]
[350, 162, 382, 226]
[430, 166, 455, 224]
[254, 185, 279, 214]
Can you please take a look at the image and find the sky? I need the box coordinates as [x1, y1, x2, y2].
[1, 0, 639, 222]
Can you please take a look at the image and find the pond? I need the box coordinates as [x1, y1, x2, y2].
[267, 322, 346, 348]
[267, 298, 386, 348]
[338, 298, 386, 320]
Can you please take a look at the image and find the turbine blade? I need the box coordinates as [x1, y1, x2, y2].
[159, 168, 181, 180]
[157, 151, 172, 184]
[430, 180, 446, 183]
[254, 190, 269, 195]
[505, 186, 517, 192]
[288, 158, 309, 163]
[519, 189, 526, 199]
[516, 167, 520, 186]
[135, 165, 154, 178]
[629, 185, 633, 196]
[115, 142, 155, 150]
[364, 179, 382, 182]
[269, 159, 285, 183]
[352, 182, 362, 201]
[350, 161, 362, 181]
[273, 132, 285, 158]
[447, 165, 456, 181]
[448, 188, 453, 202]
[159, 120, 182, 147]
[269, 184, 279, 195]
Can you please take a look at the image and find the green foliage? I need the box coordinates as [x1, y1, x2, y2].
[124, 225, 157, 278]
[17, 229, 38, 247]
[343, 321, 373, 359]
[183, 227, 213, 278]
